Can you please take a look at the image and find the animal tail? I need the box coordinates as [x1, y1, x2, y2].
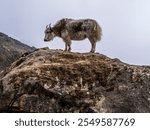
[95, 21, 102, 42]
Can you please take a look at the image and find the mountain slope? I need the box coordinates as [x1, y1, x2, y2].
[0, 48, 150, 112]
[0, 32, 35, 72]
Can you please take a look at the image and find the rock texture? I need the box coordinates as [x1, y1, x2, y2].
[0, 32, 35, 73]
[0, 48, 150, 113]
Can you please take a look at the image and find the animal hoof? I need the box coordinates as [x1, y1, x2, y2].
[90, 50, 95, 53]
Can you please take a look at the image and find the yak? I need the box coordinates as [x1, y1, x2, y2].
[44, 18, 102, 53]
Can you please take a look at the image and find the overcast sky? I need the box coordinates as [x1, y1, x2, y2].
[0, 0, 150, 65]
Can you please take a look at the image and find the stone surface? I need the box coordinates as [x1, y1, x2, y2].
[0, 48, 150, 112]
[0, 32, 35, 73]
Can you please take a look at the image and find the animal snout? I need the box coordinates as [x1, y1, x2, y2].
[44, 39, 48, 41]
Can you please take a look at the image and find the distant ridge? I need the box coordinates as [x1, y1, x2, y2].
[0, 32, 35, 72]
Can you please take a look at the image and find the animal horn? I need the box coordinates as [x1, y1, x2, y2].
[46, 25, 49, 29]
[49, 24, 51, 28]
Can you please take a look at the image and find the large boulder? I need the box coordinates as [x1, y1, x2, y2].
[0, 48, 150, 112]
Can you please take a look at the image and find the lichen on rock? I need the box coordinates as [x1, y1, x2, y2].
[0, 48, 150, 112]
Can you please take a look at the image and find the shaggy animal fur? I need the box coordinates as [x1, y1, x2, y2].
[44, 18, 102, 53]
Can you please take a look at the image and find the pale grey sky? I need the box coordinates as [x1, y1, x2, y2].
[0, 0, 150, 65]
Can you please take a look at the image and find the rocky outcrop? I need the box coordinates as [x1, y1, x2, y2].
[0, 48, 150, 112]
[0, 32, 35, 73]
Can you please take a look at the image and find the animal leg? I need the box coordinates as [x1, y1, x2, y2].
[91, 43, 96, 53]
[64, 43, 68, 51]
[63, 38, 71, 52]
[67, 41, 71, 51]
[88, 37, 96, 53]
[61, 30, 72, 52]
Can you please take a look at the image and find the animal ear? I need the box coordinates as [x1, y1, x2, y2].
[49, 24, 53, 31]
[50, 28, 53, 32]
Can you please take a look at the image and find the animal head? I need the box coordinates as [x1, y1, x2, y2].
[44, 24, 55, 42]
